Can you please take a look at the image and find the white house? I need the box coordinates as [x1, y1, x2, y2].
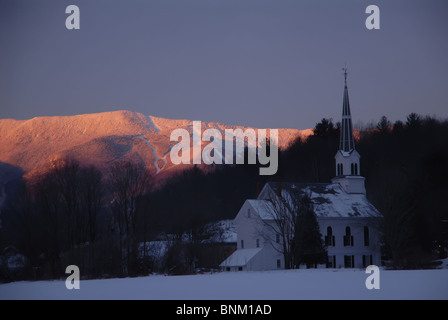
[219, 198, 283, 271]
[220, 69, 382, 271]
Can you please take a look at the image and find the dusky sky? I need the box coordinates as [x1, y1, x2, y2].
[1, 0, 447, 129]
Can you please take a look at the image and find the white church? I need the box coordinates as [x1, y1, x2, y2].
[220, 70, 382, 271]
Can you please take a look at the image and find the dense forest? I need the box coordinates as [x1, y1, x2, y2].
[1, 113, 447, 281]
[281, 114, 448, 268]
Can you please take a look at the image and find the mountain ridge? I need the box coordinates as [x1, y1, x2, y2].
[0, 110, 313, 183]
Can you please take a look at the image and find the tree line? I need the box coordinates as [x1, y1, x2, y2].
[1, 113, 447, 281]
[0, 155, 261, 280]
[280, 113, 448, 268]
[0, 159, 157, 280]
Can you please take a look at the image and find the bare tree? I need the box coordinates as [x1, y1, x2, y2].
[261, 185, 327, 269]
[6, 181, 43, 279]
[31, 158, 104, 277]
[261, 185, 304, 269]
[51, 158, 82, 249]
[108, 161, 152, 276]
[79, 165, 103, 276]
[32, 169, 64, 277]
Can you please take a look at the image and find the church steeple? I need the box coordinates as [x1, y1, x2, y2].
[339, 67, 356, 153]
[332, 66, 366, 194]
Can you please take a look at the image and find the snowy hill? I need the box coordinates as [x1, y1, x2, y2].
[0, 111, 312, 183]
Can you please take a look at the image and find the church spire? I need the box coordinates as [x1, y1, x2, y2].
[339, 66, 356, 153]
[332, 66, 365, 194]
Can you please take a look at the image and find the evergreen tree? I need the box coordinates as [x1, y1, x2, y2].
[377, 115, 391, 133]
[292, 195, 328, 268]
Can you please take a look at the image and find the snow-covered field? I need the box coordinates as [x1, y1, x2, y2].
[1, 268, 448, 300]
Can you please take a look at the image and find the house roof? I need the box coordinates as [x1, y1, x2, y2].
[219, 248, 262, 267]
[246, 199, 277, 220]
[265, 182, 381, 218]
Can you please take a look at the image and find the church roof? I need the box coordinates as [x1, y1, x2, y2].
[264, 182, 381, 219]
[337, 149, 357, 158]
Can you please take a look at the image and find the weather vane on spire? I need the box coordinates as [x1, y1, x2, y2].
[342, 63, 348, 86]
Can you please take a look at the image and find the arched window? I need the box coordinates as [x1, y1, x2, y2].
[337, 163, 344, 176]
[364, 226, 370, 246]
[351, 163, 354, 175]
[344, 226, 354, 246]
[355, 163, 358, 175]
[325, 226, 335, 246]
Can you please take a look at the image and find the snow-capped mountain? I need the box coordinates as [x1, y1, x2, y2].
[0, 110, 312, 183]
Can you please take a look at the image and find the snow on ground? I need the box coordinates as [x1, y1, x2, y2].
[1, 268, 447, 300]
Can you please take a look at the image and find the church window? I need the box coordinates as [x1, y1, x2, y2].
[327, 256, 336, 268]
[364, 226, 370, 246]
[362, 255, 373, 267]
[277, 259, 281, 268]
[325, 226, 335, 246]
[241, 240, 244, 249]
[344, 255, 354, 268]
[337, 163, 343, 176]
[351, 163, 359, 175]
[344, 226, 354, 246]
[256, 239, 260, 248]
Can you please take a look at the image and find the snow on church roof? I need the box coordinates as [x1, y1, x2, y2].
[265, 182, 381, 219]
[219, 248, 262, 267]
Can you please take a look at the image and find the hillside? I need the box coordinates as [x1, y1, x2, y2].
[0, 111, 312, 183]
